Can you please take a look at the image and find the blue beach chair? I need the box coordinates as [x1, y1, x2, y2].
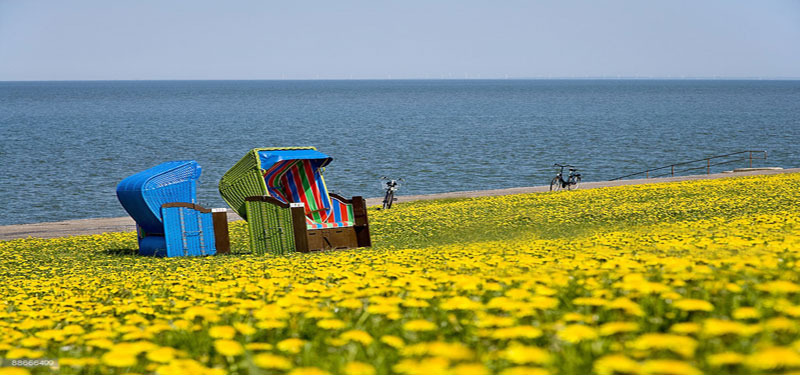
[116, 160, 228, 257]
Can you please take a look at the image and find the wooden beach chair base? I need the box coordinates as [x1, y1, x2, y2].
[245, 195, 370, 254]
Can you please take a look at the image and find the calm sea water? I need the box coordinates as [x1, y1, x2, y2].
[1, 80, 799, 226]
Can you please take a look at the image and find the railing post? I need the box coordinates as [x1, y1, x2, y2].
[646, 171, 649, 178]
[749, 151, 753, 168]
[671, 165, 674, 177]
[707, 159, 710, 174]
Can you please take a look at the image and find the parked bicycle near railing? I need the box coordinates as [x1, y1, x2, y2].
[380, 177, 403, 209]
[550, 164, 581, 191]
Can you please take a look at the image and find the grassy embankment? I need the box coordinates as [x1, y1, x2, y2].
[1, 173, 800, 375]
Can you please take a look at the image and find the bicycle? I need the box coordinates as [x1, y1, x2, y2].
[381, 177, 403, 209]
[550, 164, 581, 191]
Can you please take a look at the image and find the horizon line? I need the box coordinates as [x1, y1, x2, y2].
[2, 76, 800, 83]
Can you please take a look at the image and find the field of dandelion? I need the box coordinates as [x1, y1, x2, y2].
[2, 172, 800, 375]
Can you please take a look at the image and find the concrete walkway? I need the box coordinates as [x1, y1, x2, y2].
[2, 167, 797, 241]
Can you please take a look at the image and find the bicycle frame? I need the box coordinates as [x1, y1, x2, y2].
[381, 178, 402, 209]
[384, 180, 399, 191]
[555, 165, 574, 182]
[552, 164, 581, 189]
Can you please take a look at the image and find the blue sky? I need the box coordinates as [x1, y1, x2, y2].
[1, 0, 798, 80]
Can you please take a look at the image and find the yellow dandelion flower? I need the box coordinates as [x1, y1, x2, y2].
[0, 368, 30, 375]
[4, 349, 32, 360]
[440, 296, 483, 311]
[317, 319, 346, 330]
[477, 315, 516, 328]
[756, 280, 800, 294]
[505, 288, 530, 300]
[707, 352, 745, 367]
[340, 330, 374, 345]
[344, 361, 376, 375]
[606, 297, 644, 316]
[403, 319, 436, 332]
[233, 322, 256, 335]
[277, 338, 307, 354]
[209, 325, 236, 339]
[84, 330, 115, 340]
[61, 325, 85, 336]
[253, 304, 289, 320]
[59, 358, 86, 367]
[253, 353, 291, 370]
[732, 307, 760, 320]
[86, 338, 115, 349]
[256, 319, 287, 329]
[640, 359, 701, 375]
[380, 335, 405, 349]
[702, 318, 760, 337]
[491, 325, 543, 340]
[593, 354, 640, 375]
[573, 297, 608, 307]
[213, 339, 244, 357]
[765, 316, 798, 332]
[402, 342, 474, 361]
[670, 322, 701, 335]
[673, 299, 713, 312]
[393, 357, 450, 375]
[487, 297, 520, 311]
[745, 346, 800, 370]
[599, 321, 638, 336]
[171, 320, 192, 330]
[101, 350, 138, 367]
[367, 304, 398, 315]
[562, 312, 589, 322]
[629, 333, 697, 358]
[535, 285, 557, 296]
[19, 350, 44, 359]
[110, 341, 157, 355]
[557, 324, 598, 343]
[401, 298, 430, 308]
[146, 347, 176, 363]
[305, 310, 334, 319]
[499, 367, 549, 375]
[19, 337, 45, 348]
[500, 344, 550, 365]
[529, 296, 559, 310]
[182, 305, 220, 322]
[781, 305, 800, 318]
[339, 298, 363, 309]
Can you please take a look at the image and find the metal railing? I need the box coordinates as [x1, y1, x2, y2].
[611, 150, 767, 181]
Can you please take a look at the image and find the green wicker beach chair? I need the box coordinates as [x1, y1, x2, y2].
[219, 147, 371, 255]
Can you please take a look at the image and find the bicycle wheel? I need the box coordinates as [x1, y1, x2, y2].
[383, 191, 394, 209]
[550, 177, 562, 191]
[568, 176, 581, 190]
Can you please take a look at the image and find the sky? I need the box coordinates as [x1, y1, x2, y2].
[0, 0, 799, 80]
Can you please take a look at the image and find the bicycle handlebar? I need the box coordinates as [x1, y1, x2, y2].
[553, 163, 576, 168]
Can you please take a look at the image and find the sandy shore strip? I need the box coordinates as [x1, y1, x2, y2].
[2, 167, 797, 241]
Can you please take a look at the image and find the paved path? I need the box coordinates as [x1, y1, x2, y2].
[2, 168, 797, 241]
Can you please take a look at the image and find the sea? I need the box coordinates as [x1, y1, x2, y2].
[1, 80, 798, 226]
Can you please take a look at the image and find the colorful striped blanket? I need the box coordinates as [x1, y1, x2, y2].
[262, 159, 355, 229]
